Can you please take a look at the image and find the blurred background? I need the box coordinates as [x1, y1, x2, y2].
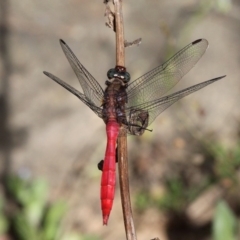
[0, 0, 239, 239]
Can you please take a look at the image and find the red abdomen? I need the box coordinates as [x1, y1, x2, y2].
[100, 120, 120, 225]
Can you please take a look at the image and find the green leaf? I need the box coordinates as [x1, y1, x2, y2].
[42, 201, 67, 240]
[213, 201, 237, 240]
[135, 192, 150, 211]
[13, 212, 39, 240]
[0, 198, 8, 234]
[6, 176, 48, 208]
[24, 179, 48, 226]
[0, 215, 8, 235]
[24, 200, 45, 227]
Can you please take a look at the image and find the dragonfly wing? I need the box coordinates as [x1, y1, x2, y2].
[43, 71, 103, 118]
[60, 39, 104, 108]
[126, 76, 225, 132]
[126, 39, 208, 107]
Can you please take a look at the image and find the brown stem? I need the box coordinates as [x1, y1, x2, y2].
[118, 129, 137, 240]
[113, 0, 125, 67]
[113, 0, 137, 239]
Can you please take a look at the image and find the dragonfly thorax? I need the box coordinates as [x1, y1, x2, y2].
[102, 79, 128, 124]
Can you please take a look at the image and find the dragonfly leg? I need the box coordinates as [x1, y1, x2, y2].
[98, 160, 104, 171]
[98, 147, 118, 171]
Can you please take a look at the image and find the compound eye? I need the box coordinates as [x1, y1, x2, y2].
[119, 71, 130, 82]
[107, 68, 116, 79]
[123, 72, 131, 82]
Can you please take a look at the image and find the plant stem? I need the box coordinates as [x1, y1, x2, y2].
[113, 0, 137, 239]
[118, 130, 137, 240]
[114, 0, 125, 67]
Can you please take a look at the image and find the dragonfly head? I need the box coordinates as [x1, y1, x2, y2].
[106, 66, 131, 85]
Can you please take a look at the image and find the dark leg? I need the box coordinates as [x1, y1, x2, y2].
[97, 160, 104, 171]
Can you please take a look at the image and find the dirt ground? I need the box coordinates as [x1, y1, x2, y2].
[1, 0, 240, 239]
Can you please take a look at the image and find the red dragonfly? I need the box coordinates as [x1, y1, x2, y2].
[44, 38, 225, 225]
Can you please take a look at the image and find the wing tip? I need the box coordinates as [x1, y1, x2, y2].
[192, 39, 203, 45]
[59, 39, 66, 45]
[192, 38, 209, 45]
[215, 75, 226, 80]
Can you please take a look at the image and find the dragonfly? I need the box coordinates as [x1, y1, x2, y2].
[43, 38, 225, 225]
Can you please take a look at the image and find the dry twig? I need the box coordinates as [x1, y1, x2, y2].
[104, 1, 158, 239]
[104, 0, 137, 239]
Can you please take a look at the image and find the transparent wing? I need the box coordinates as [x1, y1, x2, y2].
[43, 71, 103, 118]
[126, 76, 225, 127]
[60, 39, 104, 107]
[126, 39, 209, 107]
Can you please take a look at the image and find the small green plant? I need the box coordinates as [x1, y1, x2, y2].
[0, 174, 99, 240]
[155, 176, 210, 212]
[0, 197, 9, 237]
[135, 141, 240, 213]
[157, 177, 185, 212]
[209, 143, 240, 181]
[135, 191, 152, 212]
[212, 201, 238, 240]
[6, 175, 67, 240]
[135, 176, 211, 213]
